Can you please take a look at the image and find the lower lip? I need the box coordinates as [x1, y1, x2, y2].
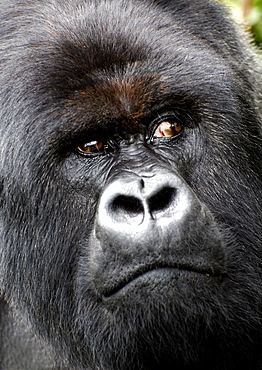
[102, 267, 215, 300]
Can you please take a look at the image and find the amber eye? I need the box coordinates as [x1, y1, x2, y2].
[153, 120, 183, 138]
[77, 139, 107, 155]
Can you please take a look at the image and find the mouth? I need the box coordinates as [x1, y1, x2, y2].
[102, 263, 223, 298]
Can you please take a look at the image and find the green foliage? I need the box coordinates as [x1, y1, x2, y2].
[224, 0, 262, 47]
[249, 0, 262, 46]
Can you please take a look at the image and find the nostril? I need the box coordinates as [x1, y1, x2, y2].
[148, 187, 176, 215]
[111, 195, 144, 216]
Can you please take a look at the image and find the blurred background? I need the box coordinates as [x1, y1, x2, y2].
[224, 0, 262, 47]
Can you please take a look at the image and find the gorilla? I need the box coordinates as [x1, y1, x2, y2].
[0, 0, 261, 369]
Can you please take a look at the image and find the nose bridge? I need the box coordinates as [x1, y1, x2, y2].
[111, 141, 164, 179]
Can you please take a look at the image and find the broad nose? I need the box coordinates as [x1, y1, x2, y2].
[95, 169, 195, 239]
[105, 176, 177, 223]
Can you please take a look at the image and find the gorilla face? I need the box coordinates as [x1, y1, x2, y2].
[0, 0, 261, 369]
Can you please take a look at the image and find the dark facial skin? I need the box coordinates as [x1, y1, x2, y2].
[0, 0, 261, 369]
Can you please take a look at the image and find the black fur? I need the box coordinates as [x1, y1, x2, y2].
[0, 0, 261, 369]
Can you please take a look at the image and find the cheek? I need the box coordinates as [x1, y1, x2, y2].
[61, 154, 112, 195]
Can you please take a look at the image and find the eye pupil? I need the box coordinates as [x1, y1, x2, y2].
[153, 120, 183, 138]
[78, 139, 105, 154]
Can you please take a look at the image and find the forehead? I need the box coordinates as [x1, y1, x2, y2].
[18, 0, 230, 135]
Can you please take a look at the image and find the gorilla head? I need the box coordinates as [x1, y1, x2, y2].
[0, 0, 261, 369]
